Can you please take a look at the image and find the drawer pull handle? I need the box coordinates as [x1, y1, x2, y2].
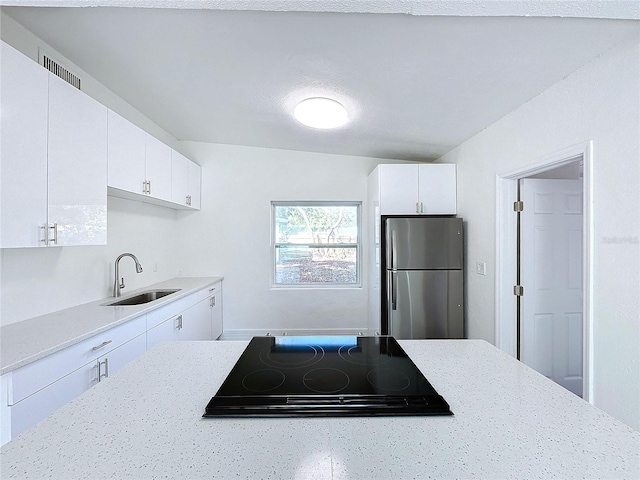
[92, 340, 113, 351]
[209, 287, 216, 292]
[98, 358, 109, 382]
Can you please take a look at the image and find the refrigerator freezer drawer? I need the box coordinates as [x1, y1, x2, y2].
[387, 270, 464, 339]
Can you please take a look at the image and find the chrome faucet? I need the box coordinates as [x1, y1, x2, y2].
[113, 253, 143, 297]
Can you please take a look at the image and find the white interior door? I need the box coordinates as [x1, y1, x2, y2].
[520, 178, 583, 396]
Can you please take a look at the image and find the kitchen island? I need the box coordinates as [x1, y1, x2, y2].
[1, 339, 638, 479]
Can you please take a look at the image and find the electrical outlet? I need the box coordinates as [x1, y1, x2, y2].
[476, 261, 487, 276]
[153, 261, 159, 272]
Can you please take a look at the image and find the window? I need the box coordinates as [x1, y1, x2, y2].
[272, 202, 361, 286]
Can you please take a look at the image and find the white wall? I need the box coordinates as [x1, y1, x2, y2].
[438, 34, 640, 430]
[1, 197, 180, 325]
[175, 142, 395, 336]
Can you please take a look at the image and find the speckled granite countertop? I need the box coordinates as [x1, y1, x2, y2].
[0, 277, 223, 375]
[1, 339, 638, 479]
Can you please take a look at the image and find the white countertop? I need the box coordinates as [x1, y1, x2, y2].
[0, 277, 223, 375]
[1, 339, 638, 479]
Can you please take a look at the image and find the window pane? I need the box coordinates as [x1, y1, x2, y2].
[274, 205, 358, 244]
[275, 246, 357, 284]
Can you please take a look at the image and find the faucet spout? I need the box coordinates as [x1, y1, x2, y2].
[114, 253, 143, 297]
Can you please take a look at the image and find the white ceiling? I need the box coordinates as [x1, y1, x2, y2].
[3, 2, 639, 160]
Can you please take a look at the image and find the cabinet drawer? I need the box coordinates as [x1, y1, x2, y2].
[145, 294, 195, 330]
[11, 334, 146, 439]
[198, 282, 222, 302]
[10, 315, 146, 405]
[11, 358, 95, 438]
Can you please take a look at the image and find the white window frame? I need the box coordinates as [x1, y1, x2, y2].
[271, 201, 362, 288]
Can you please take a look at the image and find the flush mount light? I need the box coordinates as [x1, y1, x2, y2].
[294, 97, 348, 129]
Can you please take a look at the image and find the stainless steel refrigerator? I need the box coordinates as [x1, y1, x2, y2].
[384, 217, 464, 339]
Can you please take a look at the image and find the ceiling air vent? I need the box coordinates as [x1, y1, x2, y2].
[42, 54, 81, 90]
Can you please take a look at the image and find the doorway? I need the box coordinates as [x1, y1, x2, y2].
[496, 142, 594, 402]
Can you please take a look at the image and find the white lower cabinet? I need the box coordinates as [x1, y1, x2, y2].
[3, 281, 223, 444]
[180, 299, 213, 341]
[147, 298, 214, 347]
[147, 313, 182, 349]
[1, 374, 11, 446]
[11, 358, 93, 438]
[211, 290, 223, 340]
[10, 333, 146, 439]
[198, 282, 223, 340]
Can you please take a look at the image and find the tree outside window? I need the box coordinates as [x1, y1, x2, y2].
[273, 202, 360, 286]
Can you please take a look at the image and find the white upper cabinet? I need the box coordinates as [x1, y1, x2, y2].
[144, 134, 172, 202]
[107, 110, 146, 195]
[379, 164, 420, 215]
[171, 150, 188, 205]
[0, 41, 107, 248]
[107, 110, 200, 210]
[171, 150, 201, 209]
[0, 41, 49, 248]
[187, 160, 202, 210]
[376, 164, 456, 215]
[417, 164, 457, 215]
[107, 112, 172, 203]
[47, 73, 108, 246]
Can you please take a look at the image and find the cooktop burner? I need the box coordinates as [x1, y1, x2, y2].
[203, 336, 453, 417]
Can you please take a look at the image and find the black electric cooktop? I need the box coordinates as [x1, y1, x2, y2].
[203, 336, 453, 417]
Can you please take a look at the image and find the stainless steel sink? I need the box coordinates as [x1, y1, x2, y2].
[103, 289, 181, 306]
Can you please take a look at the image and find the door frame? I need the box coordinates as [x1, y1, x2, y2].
[495, 141, 594, 402]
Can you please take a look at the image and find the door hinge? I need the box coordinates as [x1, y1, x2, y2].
[513, 285, 524, 296]
[513, 201, 524, 212]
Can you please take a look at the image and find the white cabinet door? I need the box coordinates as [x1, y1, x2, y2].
[0, 41, 49, 248]
[147, 314, 181, 350]
[145, 134, 172, 202]
[418, 164, 457, 214]
[47, 73, 107, 246]
[187, 160, 202, 209]
[379, 164, 419, 215]
[196, 283, 223, 340]
[180, 299, 212, 341]
[11, 359, 96, 439]
[211, 291, 223, 340]
[171, 150, 189, 207]
[1, 374, 11, 446]
[107, 109, 146, 195]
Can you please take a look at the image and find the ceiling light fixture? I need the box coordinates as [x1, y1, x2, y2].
[294, 97, 348, 129]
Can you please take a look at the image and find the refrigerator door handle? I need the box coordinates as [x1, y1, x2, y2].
[391, 271, 397, 311]
[391, 230, 398, 270]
